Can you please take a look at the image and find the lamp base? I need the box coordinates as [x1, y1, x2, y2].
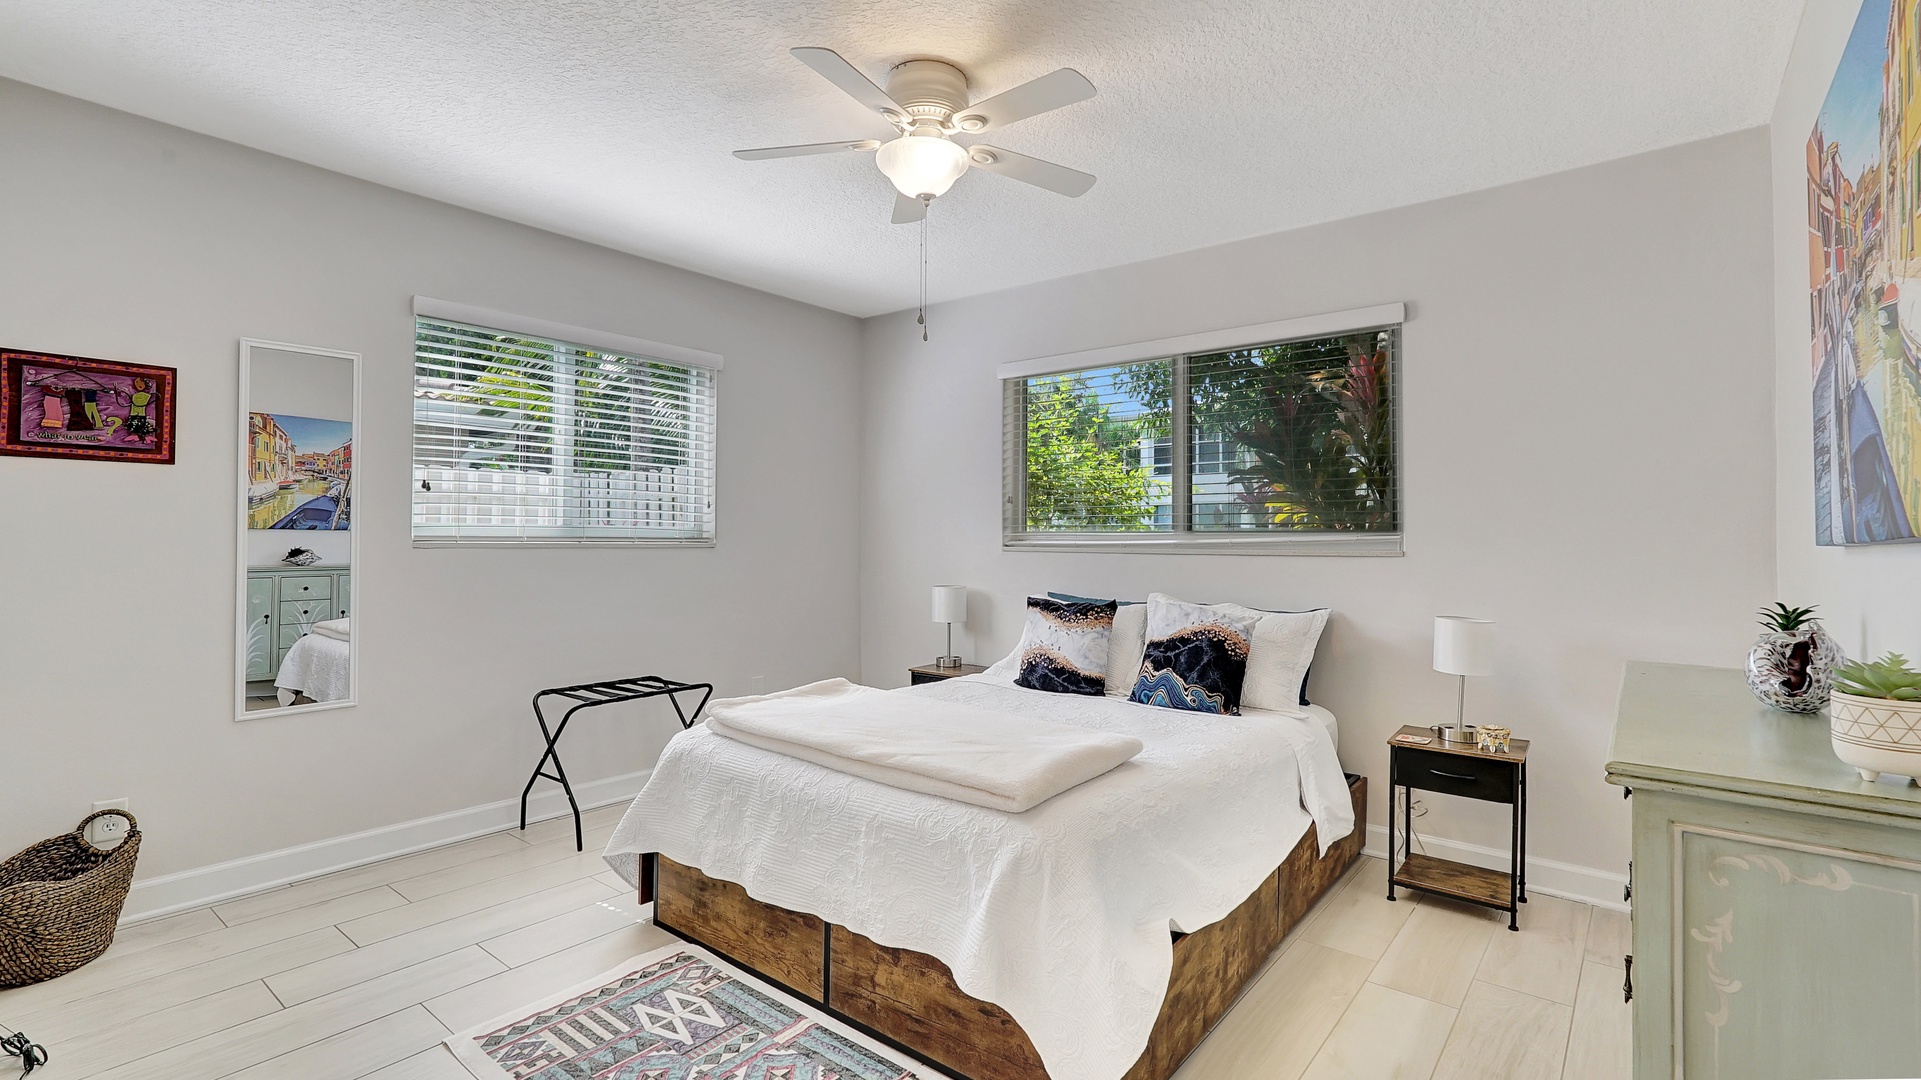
[1431, 724, 1480, 745]
[934, 655, 964, 669]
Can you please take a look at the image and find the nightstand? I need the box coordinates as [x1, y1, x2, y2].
[908, 663, 987, 685]
[1386, 725, 1529, 930]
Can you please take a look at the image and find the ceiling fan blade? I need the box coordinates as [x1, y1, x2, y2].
[892, 192, 928, 225]
[791, 47, 906, 123]
[953, 69, 1096, 132]
[964, 145, 1096, 197]
[733, 139, 881, 160]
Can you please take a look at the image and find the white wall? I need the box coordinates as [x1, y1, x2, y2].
[0, 79, 862, 902]
[860, 130, 1778, 888]
[1772, 1, 1921, 658]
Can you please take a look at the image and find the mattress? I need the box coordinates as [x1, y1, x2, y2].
[603, 673, 1353, 1080]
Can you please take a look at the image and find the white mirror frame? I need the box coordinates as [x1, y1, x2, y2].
[235, 338, 362, 721]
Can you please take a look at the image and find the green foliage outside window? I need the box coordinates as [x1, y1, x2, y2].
[1022, 374, 1160, 531]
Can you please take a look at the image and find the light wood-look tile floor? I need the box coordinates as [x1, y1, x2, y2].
[1174, 856, 1631, 1080]
[0, 813, 1628, 1080]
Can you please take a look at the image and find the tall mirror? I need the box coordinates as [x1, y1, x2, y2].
[236, 339, 360, 719]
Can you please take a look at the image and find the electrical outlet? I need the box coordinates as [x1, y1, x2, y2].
[89, 799, 130, 847]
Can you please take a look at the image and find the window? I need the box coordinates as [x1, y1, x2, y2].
[412, 312, 717, 544]
[1002, 308, 1400, 554]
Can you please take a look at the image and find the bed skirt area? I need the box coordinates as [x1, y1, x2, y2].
[645, 774, 1366, 1080]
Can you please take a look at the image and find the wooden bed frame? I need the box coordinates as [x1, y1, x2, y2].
[645, 773, 1366, 1080]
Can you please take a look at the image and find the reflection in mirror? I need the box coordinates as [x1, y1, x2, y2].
[236, 340, 360, 719]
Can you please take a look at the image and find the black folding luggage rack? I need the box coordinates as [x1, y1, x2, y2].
[519, 675, 713, 851]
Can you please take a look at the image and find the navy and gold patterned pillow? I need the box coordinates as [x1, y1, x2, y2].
[1014, 596, 1119, 696]
[1129, 593, 1260, 715]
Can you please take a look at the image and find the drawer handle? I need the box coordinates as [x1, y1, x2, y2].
[1431, 769, 1479, 782]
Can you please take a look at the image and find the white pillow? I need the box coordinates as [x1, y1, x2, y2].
[1212, 602, 1329, 712]
[1103, 603, 1148, 698]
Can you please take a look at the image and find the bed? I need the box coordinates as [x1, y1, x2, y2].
[604, 672, 1362, 1080]
[273, 630, 351, 704]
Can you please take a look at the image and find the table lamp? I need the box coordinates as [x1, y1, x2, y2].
[1433, 615, 1494, 744]
[932, 585, 967, 668]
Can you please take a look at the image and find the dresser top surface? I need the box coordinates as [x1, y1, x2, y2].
[1607, 661, 1921, 819]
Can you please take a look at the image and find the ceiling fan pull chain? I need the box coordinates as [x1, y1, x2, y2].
[919, 202, 930, 342]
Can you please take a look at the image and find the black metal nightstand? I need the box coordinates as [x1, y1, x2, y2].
[908, 663, 987, 685]
[1386, 725, 1529, 930]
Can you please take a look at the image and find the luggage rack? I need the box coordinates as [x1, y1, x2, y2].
[520, 675, 713, 852]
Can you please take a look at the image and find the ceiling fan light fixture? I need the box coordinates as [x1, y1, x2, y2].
[875, 131, 969, 199]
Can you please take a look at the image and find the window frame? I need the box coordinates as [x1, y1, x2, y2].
[410, 298, 722, 548]
[1000, 303, 1404, 556]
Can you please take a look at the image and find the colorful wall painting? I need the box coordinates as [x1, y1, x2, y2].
[1809, 0, 1921, 543]
[248, 412, 353, 530]
[0, 350, 177, 464]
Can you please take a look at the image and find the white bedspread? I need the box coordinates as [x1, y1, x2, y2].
[274, 632, 351, 702]
[603, 673, 1352, 1080]
[705, 678, 1144, 813]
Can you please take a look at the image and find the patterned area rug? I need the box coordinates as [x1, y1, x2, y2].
[447, 940, 946, 1079]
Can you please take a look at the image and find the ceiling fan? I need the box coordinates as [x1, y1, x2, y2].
[735, 48, 1097, 224]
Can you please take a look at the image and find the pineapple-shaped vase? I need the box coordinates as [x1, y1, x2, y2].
[1746, 603, 1843, 713]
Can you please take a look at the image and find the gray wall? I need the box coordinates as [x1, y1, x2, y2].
[0, 79, 863, 886]
[860, 130, 1778, 883]
[1771, 1, 1921, 660]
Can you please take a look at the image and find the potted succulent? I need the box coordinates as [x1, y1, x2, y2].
[1830, 654, 1921, 783]
[1745, 603, 1843, 713]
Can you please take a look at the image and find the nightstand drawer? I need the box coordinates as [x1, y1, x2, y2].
[1394, 746, 1516, 803]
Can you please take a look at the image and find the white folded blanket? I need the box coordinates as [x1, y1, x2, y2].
[703, 678, 1143, 813]
[313, 617, 350, 642]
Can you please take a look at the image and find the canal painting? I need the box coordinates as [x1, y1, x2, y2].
[249, 412, 352, 530]
[0, 350, 177, 464]
[1810, 0, 1921, 544]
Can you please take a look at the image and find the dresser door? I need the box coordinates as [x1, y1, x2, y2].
[245, 576, 276, 680]
[1675, 824, 1921, 1079]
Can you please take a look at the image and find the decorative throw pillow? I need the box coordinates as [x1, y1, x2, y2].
[1047, 592, 1148, 699]
[1014, 596, 1118, 696]
[1129, 593, 1260, 714]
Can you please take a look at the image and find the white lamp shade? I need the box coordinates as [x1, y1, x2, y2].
[1433, 616, 1494, 677]
[932, 585, 968, 624]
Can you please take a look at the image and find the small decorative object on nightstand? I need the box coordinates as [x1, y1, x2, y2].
[909, 662, 987, 686]
[1476, 725, 1512, 753]
[931, 584, 968, 669]
[1387, 724, 1529, 930]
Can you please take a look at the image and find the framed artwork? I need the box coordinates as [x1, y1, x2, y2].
[1809, 0, 1921, 544]
[247, 412, 352, 530]
[0, 350, 177, 464]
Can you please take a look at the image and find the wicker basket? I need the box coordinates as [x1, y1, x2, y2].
[0, 810, 141, 988]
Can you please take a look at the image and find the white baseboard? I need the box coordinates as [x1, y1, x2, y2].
[1361, 824, 1629, 913]
[120, 769, 652, 924]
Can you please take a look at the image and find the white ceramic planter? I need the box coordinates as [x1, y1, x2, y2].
[1829, 691, 1921, 783]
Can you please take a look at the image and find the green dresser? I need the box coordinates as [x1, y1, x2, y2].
[1607, 662, 1921, 1079]
[244, 565, 351, 682]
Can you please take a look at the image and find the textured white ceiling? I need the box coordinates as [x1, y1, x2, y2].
[0, 1, 1802, 317]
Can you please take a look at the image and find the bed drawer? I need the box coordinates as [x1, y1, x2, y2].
[831, 926, 1049, 1080]
[654, 856, 824, 1001]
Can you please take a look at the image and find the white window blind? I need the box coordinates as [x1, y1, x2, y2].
[412, 316, 716, 544]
